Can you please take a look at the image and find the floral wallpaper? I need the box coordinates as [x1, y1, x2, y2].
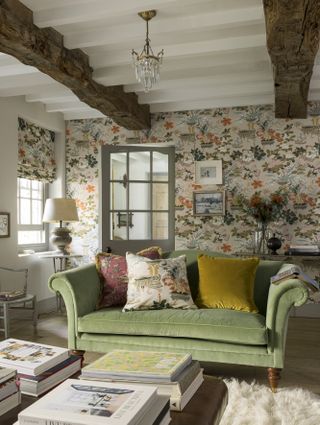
[18, 117, 56, 182]
[65, 104, 320, 262]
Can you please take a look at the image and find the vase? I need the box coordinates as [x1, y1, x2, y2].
[267, 233, 282, 255]
[254, 222, 269, 254]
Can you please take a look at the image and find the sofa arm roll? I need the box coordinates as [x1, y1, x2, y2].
[265, 278, 309, 366]
[48, 263, 101, 318]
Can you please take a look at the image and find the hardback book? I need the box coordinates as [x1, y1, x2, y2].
[0, 376, 19, 402]
[80, 360, 202, 411]
[18, 355, 82, 396]
[169, 370, 203, 411]
[271, 266, 319, 292]
[81, 350, 192, 382]
[0, 339, 69, 376]
[13, 397, 171, 425]
[0, 391, 21, 416]
[18, 378, 158, 425]
[0, 365, 16, 384]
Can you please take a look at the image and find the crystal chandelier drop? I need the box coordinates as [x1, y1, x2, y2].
[132, 10, 164, 92]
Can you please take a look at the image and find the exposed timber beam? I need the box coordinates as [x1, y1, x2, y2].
[0, 0, 150, 129]
[263, 0, 320, 118]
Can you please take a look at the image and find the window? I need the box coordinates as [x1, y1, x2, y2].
[17, 178, 47, 249]
[101, 146, 175, 254]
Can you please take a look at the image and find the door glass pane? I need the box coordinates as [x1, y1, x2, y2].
[153, 213, 169, 240]
[152, 183, 168, 210]
[129, 183, 150, 210]
[110, 182, 127, 210]
[153, 152, 168, 181]
[110, 212, 127, 240]
[129, 213, 151, 240]
[110, 152, 127, 180]
[129, 152, 150, 180]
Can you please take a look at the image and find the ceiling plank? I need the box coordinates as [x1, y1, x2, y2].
[0, 0, 150, 129]
[263, 0, 320, 118]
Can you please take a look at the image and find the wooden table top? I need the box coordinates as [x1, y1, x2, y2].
[1, 376, 228, 425]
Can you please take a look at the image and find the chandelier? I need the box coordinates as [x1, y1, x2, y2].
[131, 10, 164, 92]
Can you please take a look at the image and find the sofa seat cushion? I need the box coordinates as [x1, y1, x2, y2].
[78, 308, 267, 346]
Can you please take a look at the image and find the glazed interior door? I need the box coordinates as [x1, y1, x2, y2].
[101, 146, 175, 255]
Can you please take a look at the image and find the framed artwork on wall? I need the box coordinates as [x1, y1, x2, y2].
[193, 191, 225, 216]
[0, 212, 10, 238]
[195, 160, 223, 185]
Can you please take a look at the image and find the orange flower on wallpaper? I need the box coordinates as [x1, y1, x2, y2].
[178, 196, 192, 208]
[18, 148, 25, 157]
[76, 200, 86, 211]
[222, 117, 232, 126]
[252, 180, 263, 189]
[301, 194, 316, 207]
[316, 177, 320, 187]
[86, 184, 95, 193]
[221, 243, 232, 252]
[164, 121, 174, 130]
[111, 125, 120, 133]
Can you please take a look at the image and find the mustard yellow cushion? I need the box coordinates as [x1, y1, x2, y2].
[196, 255, 260, 312]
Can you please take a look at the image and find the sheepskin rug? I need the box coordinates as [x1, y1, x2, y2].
[220, 379, 320, 425]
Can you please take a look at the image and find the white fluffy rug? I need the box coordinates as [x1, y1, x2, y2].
[220, 379, 320, 425]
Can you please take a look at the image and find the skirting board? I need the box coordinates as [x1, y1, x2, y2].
[291, 304, 320, 318]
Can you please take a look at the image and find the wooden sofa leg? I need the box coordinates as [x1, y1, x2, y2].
[71, 350, 85, 367]
[268, 368, 281, 393]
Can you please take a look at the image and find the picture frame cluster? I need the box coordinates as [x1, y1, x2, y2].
[193, 160, 225, 216]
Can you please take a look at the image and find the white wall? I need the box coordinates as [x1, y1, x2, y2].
[0, 96, 65, 306]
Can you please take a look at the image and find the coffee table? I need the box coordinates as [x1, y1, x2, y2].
[1, 376, 228, 425]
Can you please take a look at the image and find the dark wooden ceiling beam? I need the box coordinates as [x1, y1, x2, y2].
[263, 0, 320, 118]
[0, 0, 150, 129]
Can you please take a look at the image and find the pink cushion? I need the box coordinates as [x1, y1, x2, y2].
[96, 247, 162, 308]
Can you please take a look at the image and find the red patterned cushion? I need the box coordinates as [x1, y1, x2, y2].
[96, 247, 162, 308]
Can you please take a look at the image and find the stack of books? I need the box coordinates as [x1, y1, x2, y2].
[0, 339, 81, 397]
[15, 378, 170, 425]
[287, 244, 320, 256]
[80, 350, 204, 411]
[0, 366, 20, 416]
[271, 265, 319, 292]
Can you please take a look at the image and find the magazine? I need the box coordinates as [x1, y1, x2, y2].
[18, 355, 82, 396]
[0, 339, 69, 376]
[81, 350, 192, 382]
[18, 379, 157, 425]
[271, 265, 319, 292]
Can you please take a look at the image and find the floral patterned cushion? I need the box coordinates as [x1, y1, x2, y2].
[96, 247, 162, 308]
[123, 253, 197, 311]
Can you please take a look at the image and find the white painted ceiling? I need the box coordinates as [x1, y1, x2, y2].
[0, 0, 319, 121]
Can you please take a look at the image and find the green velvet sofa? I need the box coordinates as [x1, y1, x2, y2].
[48, 250, 308, 391]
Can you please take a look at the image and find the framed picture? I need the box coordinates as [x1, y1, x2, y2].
[0, 212, 10, 238]
[195, 160, 223, 185]
[193, 191, 225, 216]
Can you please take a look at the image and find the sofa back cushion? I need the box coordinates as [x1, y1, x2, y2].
[96, 246, 162, 308]
[162, 250, 228, 300]
[163, 250, 283, 315]
[196, 255, 260, 312]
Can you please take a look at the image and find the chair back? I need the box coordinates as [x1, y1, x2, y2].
[0, 267, 28, 299]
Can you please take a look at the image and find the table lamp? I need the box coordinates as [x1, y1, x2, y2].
[42, 198, 79, 254]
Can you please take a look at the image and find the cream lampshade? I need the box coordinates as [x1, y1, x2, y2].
[43, 198, 79, 254]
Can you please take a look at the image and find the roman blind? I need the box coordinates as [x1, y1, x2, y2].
[17, 117, 56, 183]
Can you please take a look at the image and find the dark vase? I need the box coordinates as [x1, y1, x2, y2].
[267, 233, 282, 255]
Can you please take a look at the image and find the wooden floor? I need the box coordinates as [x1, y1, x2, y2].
[6, 313, 320, 395]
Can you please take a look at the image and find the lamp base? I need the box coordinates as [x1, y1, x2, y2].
[51, 227, 72, 255]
